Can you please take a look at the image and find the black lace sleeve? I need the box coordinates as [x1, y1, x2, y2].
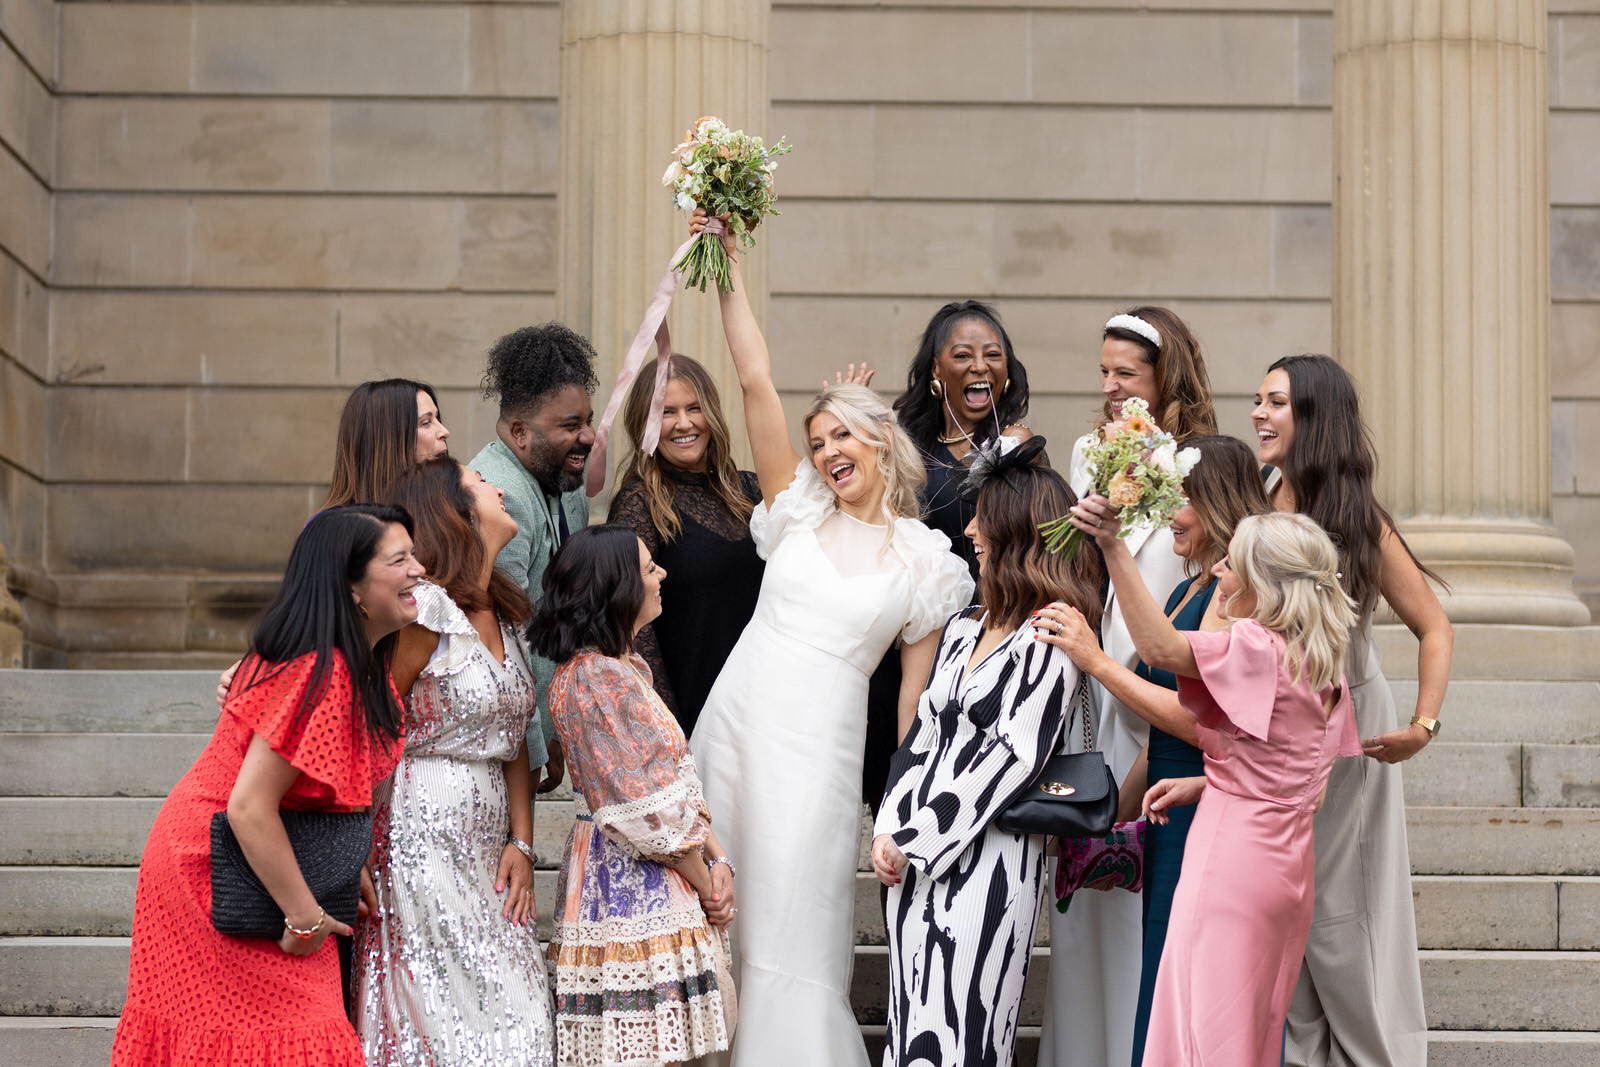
[607, 481, 663, 556]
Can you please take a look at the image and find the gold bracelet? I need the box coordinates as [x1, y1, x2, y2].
[284, 907, 326, 940]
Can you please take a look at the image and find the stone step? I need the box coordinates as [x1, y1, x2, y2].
[849, 947, 1600, 1032]
[0, 796, 576, 869]
[1403, 742, 1522, 806]
[1420, 950, 1600, 1031]
[2, 1017, 1595, 1067]
[9, 937, 1599, 1038]
[1407, 807, 1600, 876]
[0, 671, 219, 733]
[0, 1017, 118, 1067]
[1391, 742, 1600, 808]
[7, 863, 1593, 952]
[0, 937, 130, 1016]
[1522, 744, 1600, 807]
[0, 734, 209, 797]
[1386, 679, 1600, 743]
[1413, 875, 1600, 951]
[1426, 1030, 1600, 1067]
[1372, 625, 1600, 683]
[0, 799, 160, 866]
[0, 868, 138, 937]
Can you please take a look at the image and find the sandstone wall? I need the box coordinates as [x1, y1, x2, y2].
[0, 0, 54, 663]
[0, 1, 1595, 664]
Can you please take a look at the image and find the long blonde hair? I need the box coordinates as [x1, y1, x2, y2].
[802, 385, 924, 530]
[1225, 512, 1357, 692]
[619, 354, 752, 542]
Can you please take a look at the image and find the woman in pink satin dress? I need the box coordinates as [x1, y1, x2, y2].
[1039, 509, 1362, 1067]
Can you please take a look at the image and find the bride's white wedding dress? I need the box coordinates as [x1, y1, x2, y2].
[691, 463, 972, 1067]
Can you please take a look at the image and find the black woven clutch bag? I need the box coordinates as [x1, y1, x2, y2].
[209, 810, 371, 938]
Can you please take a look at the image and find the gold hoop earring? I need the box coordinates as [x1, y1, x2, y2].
[1002, 379, 1011, 395]
[357, 603, 370, 619]
[929, 378, 944, 399]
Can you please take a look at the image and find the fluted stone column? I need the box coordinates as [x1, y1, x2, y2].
[0, 543, 22, 668]
[1334, 0, 1589, 624]
[559, 1, 771, 490]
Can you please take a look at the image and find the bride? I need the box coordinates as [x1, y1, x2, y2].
[687, 211, 974, 1066]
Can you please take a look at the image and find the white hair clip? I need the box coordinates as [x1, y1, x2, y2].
[1106, 313, 1161, 350]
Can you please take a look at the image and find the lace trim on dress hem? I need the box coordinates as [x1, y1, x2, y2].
[550, 909, 712, 945]
[553, 1005, 729, 1067]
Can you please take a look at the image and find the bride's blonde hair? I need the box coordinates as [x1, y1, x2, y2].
[1225, 512, 1357, 692]
[802, 384, 924, 530]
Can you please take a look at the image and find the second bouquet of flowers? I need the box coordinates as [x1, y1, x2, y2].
[663, 116, 792, 293]
[1039, 397, 1199, 559]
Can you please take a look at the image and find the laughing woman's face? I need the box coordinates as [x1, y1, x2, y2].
[932, 317, 1008, 428]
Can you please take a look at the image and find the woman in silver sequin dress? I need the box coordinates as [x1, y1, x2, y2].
[354, 456, 556, 1066]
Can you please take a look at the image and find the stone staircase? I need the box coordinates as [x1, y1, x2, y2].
[2, 627, 1598, 1066]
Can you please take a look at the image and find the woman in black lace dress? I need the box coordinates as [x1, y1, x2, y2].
[606, 355, 764, 737]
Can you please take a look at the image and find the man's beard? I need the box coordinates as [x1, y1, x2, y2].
[527, 435, 590, 495]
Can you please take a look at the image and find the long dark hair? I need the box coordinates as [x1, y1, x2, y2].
[1268, 354, 1443, 620]
[325, 378, 440, 508]
[970, 438, 1102, 633]
[385, 457, 530, 623]
[236, 505, 410, 740]
[1179, 435, 1272, 587]
[619, 354, 752, 541]
[894, 300, 1029, 449]
[527, 525, 646, 663]
[1100, 306, 1215, 443]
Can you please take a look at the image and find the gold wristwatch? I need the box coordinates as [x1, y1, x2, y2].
[1409, 714, 1442, 739]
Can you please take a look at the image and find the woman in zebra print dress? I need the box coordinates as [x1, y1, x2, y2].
[871, 437, 1101, 1067]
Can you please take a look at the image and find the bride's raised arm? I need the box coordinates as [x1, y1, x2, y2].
[693, 210, 800, 507]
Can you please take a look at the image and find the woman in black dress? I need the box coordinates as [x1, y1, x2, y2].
[861, 301, 1037, 813]
[893, 300, 1035, 580]
[606, 354, 764, 738]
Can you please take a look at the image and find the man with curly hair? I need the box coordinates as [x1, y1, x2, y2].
[468, 322, 599, 792]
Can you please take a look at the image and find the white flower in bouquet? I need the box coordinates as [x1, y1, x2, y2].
[661, 116, 794, 293]
[1038, 397, 1198, 559]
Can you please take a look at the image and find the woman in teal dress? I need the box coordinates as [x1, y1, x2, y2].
[1035, 434, 1268, 1066]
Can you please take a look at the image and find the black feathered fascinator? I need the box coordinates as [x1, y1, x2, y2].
[956, 434, 1049, 502]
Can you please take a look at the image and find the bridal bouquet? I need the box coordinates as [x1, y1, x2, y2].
[663, 116, 792, 293]
[1040, 398, 1199, 559]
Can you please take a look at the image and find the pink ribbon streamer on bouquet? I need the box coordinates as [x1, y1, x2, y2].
[586, 218, 727, 499]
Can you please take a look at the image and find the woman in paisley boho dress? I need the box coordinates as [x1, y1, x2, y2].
[353, 457, 554, 1067]
[532, 524, 736, 1067]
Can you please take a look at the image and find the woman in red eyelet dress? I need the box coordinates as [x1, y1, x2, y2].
[112, 507, 415, 1067]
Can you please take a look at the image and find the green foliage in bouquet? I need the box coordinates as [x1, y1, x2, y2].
[664, 116, 793, 293]
[1039, 398, 1200, 560]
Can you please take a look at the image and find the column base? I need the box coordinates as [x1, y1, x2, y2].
[1397, 519, 1592, 627]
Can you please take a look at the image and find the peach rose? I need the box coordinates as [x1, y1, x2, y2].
[1108, 469, 1143, 508]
